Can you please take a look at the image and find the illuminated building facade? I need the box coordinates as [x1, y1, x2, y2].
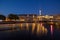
[5, 14, 54, 22]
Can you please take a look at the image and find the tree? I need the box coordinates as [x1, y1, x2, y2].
[0, 15, 6, 21]
[8, 14, 19, 21]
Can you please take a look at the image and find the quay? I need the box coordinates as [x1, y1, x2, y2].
[0, 20, 59, 24]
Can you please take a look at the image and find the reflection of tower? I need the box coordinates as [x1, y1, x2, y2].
[39, 10, 42, 15]
[50, 24, 53, 35]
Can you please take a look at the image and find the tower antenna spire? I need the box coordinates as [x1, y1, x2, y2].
[39, 10, 42, 15]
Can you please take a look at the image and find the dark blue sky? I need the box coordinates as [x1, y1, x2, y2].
[0, 0, 60, 16]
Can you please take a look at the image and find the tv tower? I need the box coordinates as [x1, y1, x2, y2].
[39, 10, 42, 15]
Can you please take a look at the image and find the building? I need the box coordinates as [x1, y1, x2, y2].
[18, 14, 37, 22]
[5, 14, 54, 22]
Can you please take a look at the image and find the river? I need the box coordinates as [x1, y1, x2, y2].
[0, 22, 60, 40]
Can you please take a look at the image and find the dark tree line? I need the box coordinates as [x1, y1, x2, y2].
[0, 15, 6, 20]
[8, 14, 19, 20]
[0, 14, 19, 21]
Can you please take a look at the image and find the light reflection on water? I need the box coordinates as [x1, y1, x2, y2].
[18, 23, 48, 35]
[0, 22, 48, 35]
[0, 22, 60, 40]
[0, 22, 60, 36]
[36, 23, 47, 35]
[50, 24, 53, 35]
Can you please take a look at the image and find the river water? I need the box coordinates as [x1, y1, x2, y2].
[0, 22, 60, 40]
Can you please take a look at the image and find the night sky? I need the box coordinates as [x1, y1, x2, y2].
[0, 0, 60, 16]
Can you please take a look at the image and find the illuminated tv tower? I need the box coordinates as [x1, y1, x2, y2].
[39, 10, 42, 15]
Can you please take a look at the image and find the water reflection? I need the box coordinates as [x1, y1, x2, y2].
[0, 22, 48, 35]
[36, 23, 47, 35]
[0, 22, 60, 40]
[26, 23, 29, 30]
[10, 22, 48, 35]
[0, 22, 60, 36]
[32, 23, 35, 33]
[50, 24, 53, 35]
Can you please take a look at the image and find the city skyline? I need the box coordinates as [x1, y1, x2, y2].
[0, 0, 60, 16]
